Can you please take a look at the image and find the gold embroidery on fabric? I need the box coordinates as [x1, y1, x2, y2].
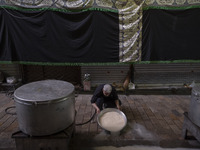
[188, 0, 200, 4]
[175, 0, 186, 5]
[156, 0, 175, 5]
[145, 0, 156, 5]
[96, 0, 113, 8]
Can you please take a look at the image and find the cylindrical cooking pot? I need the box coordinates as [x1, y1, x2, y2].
[188, 85, 200, 127]
[14, 80, 75, 136]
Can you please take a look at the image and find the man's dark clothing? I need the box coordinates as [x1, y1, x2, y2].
[91, 84, 120, 110]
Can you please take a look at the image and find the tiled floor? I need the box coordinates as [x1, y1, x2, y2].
[0, 92, 200, 150]
[71, 94, 200, 149]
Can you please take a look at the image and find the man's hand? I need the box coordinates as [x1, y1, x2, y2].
[96, 107, 100, 114]
[92, 103, 101, 114]
[115, 100, 121, 110]
[116, 105, 121, 110]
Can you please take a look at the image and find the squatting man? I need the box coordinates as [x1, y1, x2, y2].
[91, 84, 122, 114]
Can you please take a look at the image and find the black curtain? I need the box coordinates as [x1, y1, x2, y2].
[142, 8, 200, 61]
[0, 9, 119, 63]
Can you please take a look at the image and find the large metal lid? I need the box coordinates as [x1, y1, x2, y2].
[14, 80, 74, 102]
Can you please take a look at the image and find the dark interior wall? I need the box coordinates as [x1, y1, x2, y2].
[21, 65, 81, 86]
[0, 9, 119, 63]
[134, 63, 200, 86]
[142, 8, 200, 61]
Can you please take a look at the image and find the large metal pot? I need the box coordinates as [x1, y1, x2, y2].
[188, 85, 200, 127]
[14, 80, 75, 136]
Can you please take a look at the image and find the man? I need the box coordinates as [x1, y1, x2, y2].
[91, 84, 121, 114]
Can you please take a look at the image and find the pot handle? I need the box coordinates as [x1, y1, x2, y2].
[193, 95, 200, 103]
[5, 106, 16, 115]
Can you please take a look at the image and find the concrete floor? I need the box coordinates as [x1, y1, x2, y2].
[72, 146, 200, 150]
[69, 93, 200, 150]
[1, 92, 200, 150]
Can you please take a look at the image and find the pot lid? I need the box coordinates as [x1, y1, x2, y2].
[14, 80, 74, 102]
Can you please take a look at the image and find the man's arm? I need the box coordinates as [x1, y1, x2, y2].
[91, 85, 103, 103]
[91, 85, 104, 113]
[91, 95, 100, 113]
[92, 103, 101, 114]
[115, 99, 121, 110]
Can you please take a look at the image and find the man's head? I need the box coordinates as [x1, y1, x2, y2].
[103, 84, 112, 97]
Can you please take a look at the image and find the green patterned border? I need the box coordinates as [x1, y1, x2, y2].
[1, 60, 200, 66]
[143, 5, 200, 10]
[136, 60, 200, 64]
[0, 61, 129, 66]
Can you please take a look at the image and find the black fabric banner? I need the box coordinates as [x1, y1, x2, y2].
[0, 9, 119, 63]
[142, 8, 200, 61]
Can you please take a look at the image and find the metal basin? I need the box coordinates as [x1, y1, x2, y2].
[97, 108, 127, 135]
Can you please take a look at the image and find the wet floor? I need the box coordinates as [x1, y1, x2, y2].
[77, 146, 200, 150]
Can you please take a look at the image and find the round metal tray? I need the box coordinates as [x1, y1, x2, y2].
[97, 108, 127, 133]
